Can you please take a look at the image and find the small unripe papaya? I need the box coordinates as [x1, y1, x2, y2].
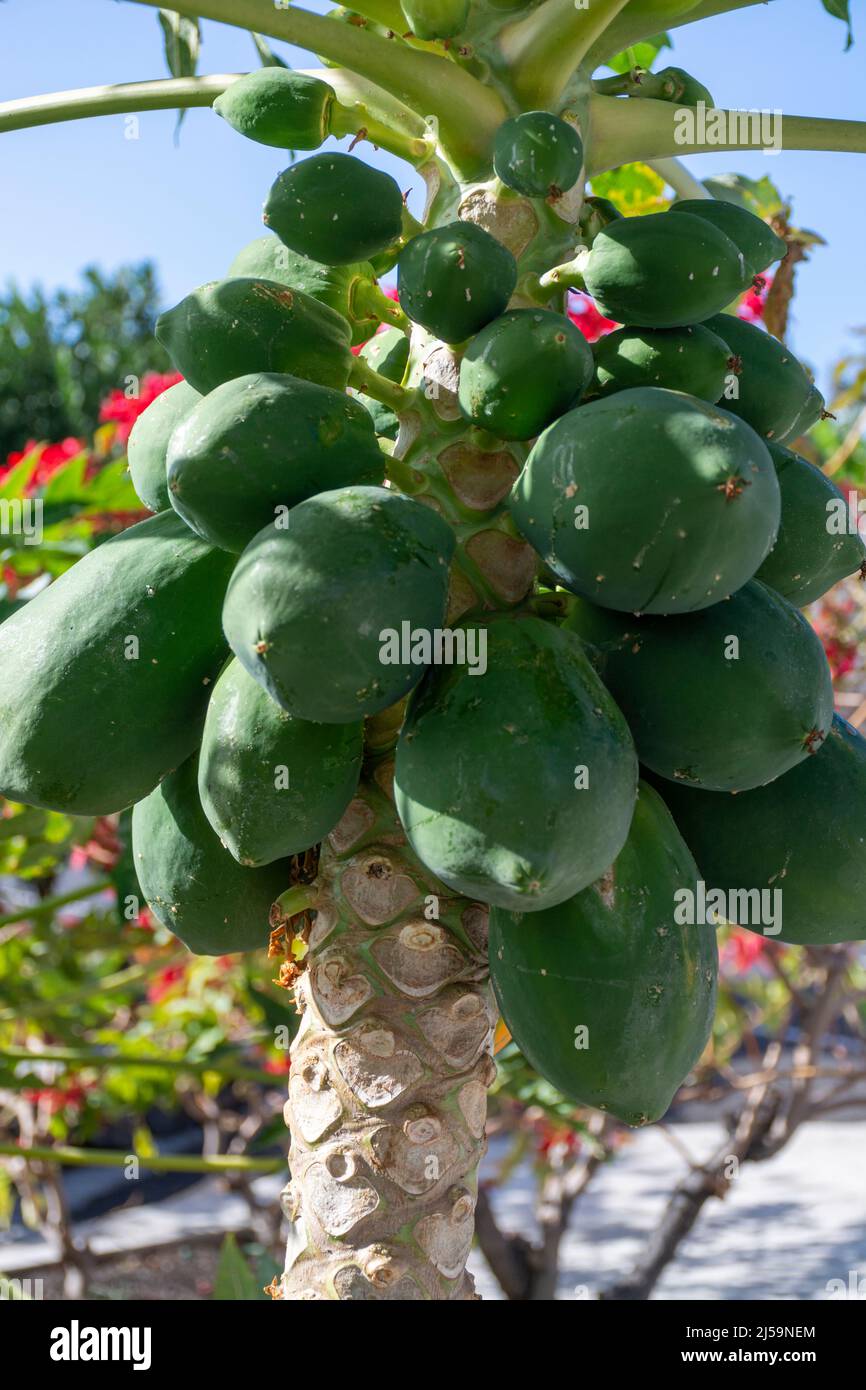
[458, 308, 593, 439]
[214, 69, 335, 150]
[127, 379, 201, 513]
[264, 152, 405, 265]
[582, 211, 753, 328]
[398, 220, 517, 343]
[493, 111, 584, 198]
[707, 312, 824, 444]
[155, 277, 353, 395]
[670, 198, 786, 273]
[654, 66, 715, 107]
[229, 235, 383, 346]
[400, 0, 469, 39]
[591, 324, 732, 403]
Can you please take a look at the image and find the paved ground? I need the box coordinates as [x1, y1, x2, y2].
[3, 1121, 864, 1299]
[469, 1121, 866, 1301]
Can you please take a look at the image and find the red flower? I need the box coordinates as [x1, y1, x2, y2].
[721, 927, 770, 973]
[3, 437, 87, 494]
[738, 275, 772, 324]
[147, 963, 187, 1003]
[22, 1081, 92, 1115]
[262, 1055, 292, 1075]
[567, 291, 619, 343]
[99, 371, 183, 444]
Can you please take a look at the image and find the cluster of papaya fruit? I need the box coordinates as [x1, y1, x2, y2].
[2, 64, 865, 1129]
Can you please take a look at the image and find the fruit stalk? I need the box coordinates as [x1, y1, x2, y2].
[280, 768, 495, 1300]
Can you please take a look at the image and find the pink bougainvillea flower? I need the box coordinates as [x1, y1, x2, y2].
[738, 274, 772, 323]
[567, 291, 619, 343]
[3, 436, 88, 494]
[721, 926, 771, 973]
[22, 1081, 93, 1115]
[147, 963, 187, 1004]
[99, 370, 183, 444]
[262, 1055, 292, 1076]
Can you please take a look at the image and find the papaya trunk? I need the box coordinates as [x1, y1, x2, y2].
[279, 59, 592, 1305]
[280, 767, 495, 1300]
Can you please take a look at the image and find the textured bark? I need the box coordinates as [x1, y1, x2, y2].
[280, 766, 496, 1300]
[276, 46, 592, 1303]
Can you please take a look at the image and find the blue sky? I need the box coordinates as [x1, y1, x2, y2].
[1, 0, 862, 393]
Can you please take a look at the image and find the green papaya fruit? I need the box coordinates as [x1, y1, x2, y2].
[492, 111, 584, 198]
[489, 782, 717, 1124]
[126, 379, 201, 514]
[565, 579, 834, 791]
[670, 198, 786, 273]
[156, 278, 353, 395]
[228, 236, 384, 346]
[132, 754, 291, 955]
[654, 65, 714, 107]
[509, 387, 780, 615]
[590, 323, 732, 402]
[359, 398, 399, 439]
[656, 716, 866, 945]
[0, 512, 234, 815]
[166, 372, 384, 553]
[785, 382, 825, 443]
[707, 313, 824, 445]
[223, 485, 456, 723]
[755, 443, 866, 604]
[582, 212, 753, 328]
[397, 221, 518, 344]
[214, 69, 335, 150]
[264, 153, 405, 265]
[198, 658, 363, 866]
[394, 612, 638, 912]
[359, 326, 410, 384]
[400, 0, 469, 39]
[458, 308, 593, 440]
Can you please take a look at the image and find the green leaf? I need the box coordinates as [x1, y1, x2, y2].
[213, 1234, 263, 1301]
[251, 33, 289, 68]
[591, 162, 670, 216]
[605, 34, 671, 75]
[701, 172, 785, 220]
[158, 9, 202, 133]
[821, 0, 853, 49]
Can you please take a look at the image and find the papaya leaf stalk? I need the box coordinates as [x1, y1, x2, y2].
[499, 0, 634, 109]
[588, 94, 866, 172]
[584, 0, 777, 69]
[127, 0, 507, 175]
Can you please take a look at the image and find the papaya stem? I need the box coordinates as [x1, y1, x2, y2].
[351, 278, 411, 333]
[0, 74, 236, 134]
[350, 355, 414, 411]
[330, 100, 436, 165]
[584, 0, 775, 70]
[650, 156, 713, 200]
[126, 0, 506, 176]
[499, 0, 633, 110]
[588, 95, 866, 173]
[273, 885, 319, 922]
[538, 248, 590, 295]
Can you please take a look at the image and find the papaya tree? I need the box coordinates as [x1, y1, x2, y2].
[1, 0, 865, 1302]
